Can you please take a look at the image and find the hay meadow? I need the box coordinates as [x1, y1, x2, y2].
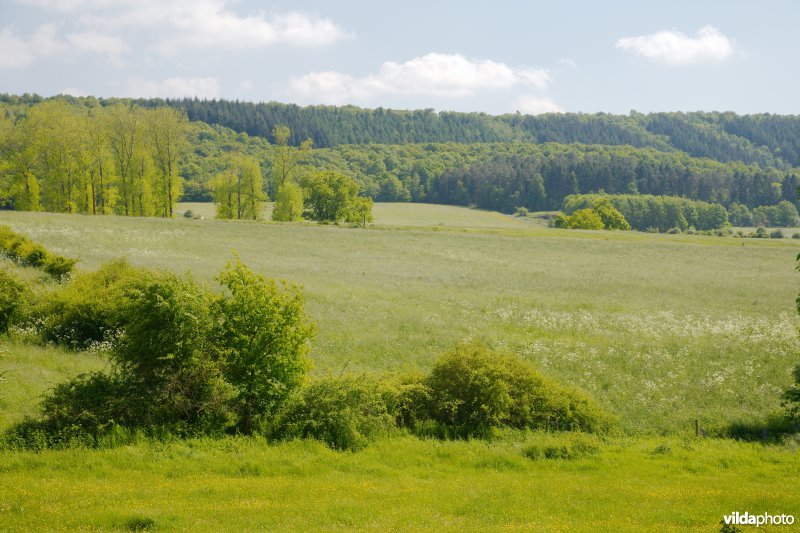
[1, 203, 799, 530]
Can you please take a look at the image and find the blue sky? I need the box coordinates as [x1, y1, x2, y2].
[0, 0, 797, 114]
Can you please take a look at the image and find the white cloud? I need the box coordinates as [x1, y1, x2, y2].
[0, 24, 67, 68]
[121, 77, 221, 99]
[616, 25, 734, 65]
[0, 29, 36, 67]
[515, 95, 563, 115]
[66, 31, 129, 64]
[288, 53, 551, 104]
[8, 0, 351, 67]
[557, 58, 577, 69]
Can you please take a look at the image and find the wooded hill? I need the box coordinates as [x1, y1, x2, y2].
[2, 94, 800, 217]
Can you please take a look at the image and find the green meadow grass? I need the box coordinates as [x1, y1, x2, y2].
[1, 203, 799, 530]
[1, 204, 798, 432]
[0, 433, 798, 531]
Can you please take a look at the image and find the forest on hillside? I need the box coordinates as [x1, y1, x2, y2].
[1, 94, 799, 218]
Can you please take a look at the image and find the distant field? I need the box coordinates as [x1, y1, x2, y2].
[1, 206, 798, 433]
[732, 226, 800, 238]
[175, 201, 529, 229]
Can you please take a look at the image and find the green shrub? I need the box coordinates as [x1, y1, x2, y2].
[38, 260, 151, 350]
[380, 371, 432, 430]
[564, 208, 605, 230]
[0, 225, 76, 278]
[214, 256, 314, 434]
[0, 269, 29, 333]
[425, 342, 612, 437]
[43, 255, 78, 279]
[274, 375, 395, 451]
[770, 229, 784, 239]
[592, 198, 631, 230]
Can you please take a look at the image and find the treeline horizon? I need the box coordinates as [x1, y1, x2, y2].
[2, 94, 800, 220]
[3, 93, 800, 168]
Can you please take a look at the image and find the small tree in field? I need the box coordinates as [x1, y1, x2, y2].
[302, 171, 359, 223]
[346, 196, 374, 227]
[214, 256, 314, 434]
[272, 181, 304, 222]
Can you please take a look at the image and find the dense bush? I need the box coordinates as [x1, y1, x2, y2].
[36, 259, 151, 349]
[274, 375, 395, 451]
[214, 256, 314, 434]
[554, 208, 605, 230]
[6, 255, 315, 444]
[424, 342, 612, 437]
[0, 269, 29, 333]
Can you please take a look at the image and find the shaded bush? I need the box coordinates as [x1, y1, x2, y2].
[274, 375, 395, 451]
[0, 269, 30, 333]
[0, 224, 77, 278]
[425, 342, 612, 438]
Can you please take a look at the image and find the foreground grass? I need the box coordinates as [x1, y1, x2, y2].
[0, 434, 798, 531]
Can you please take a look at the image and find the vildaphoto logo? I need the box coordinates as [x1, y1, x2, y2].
[723, 512, 795, 527]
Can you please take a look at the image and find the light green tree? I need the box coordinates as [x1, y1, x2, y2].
[346, 196, 374, 227]
[302, 171, 360, 223]
[147, 107, 188, 217]
[272, 181, 304, 222]
[214, 255, 314, 434]
[107, 104, 141, 216]
[271, 125, 312, 195]
[565, 208, 605, 230]
[211, 154, 264, 220]
[592, 198, 631, 230]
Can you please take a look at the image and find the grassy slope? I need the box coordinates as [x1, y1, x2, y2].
[1, 205, 798, 432]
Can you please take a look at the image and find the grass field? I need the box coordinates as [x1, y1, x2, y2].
[1, 434, 798, 532]
[1, 203, 799, 530]
[176, 201, 530, 229]
[1, 204, 798, 432]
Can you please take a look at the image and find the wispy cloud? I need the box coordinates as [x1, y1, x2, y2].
[615, 25, 734, 65]
[0, 24, 67, 68]
[5, 0, 351, 68]
[515, 95, 563, 115]
[120, 77, 221, 99]
[288, 53, 551, 104]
